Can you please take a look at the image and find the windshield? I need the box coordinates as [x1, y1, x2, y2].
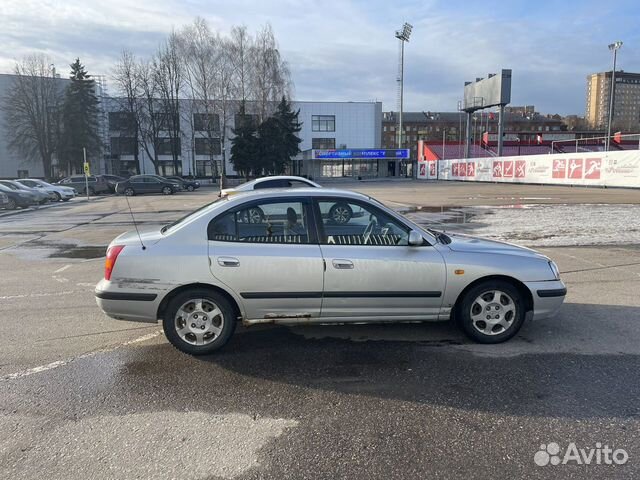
[161, 197, 227, 234]
[0, 182, 19, 190]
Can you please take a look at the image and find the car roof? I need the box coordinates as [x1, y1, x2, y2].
[226, 187, 370, 204]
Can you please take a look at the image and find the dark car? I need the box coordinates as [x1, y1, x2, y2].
[101, 174, 127, 193]
[166, 176, 200, 192]
[0, 183, 37, 209]
[56, 175, 110, 195]
[0, 180, 50, 204]
[115, 175, 180, 196]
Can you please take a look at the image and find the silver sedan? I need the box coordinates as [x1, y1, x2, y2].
[95, 188, 566, 355]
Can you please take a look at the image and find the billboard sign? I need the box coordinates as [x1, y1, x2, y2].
[424, 150, 640, 188]
[463, 69, 512, 111]
[313, 149, 410, 160]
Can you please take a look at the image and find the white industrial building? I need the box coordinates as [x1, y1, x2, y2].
[0, 72, 382, 179]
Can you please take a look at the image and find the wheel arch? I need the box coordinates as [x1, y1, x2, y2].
[157, 282, 242, 322]
[452, 274, 534, 319]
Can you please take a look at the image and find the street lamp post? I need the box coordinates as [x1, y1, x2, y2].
[606, 41, 623, 151]
[395, 22, 412, 176]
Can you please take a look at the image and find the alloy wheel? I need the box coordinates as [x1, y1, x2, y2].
[469, 289, 516, 336]
[174, 299, 224, 346]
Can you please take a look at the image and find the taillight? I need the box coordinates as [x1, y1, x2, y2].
[105, 245, 125, 280]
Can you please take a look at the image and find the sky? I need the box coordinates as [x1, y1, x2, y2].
[2, 0, 640, 115]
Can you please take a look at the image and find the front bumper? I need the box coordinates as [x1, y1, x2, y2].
[95, 278, 162, 323]
[524, 280, 567, 320]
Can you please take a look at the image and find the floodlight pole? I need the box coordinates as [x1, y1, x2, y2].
[395, 23, 412, 176]
[606, 41, 622, 152]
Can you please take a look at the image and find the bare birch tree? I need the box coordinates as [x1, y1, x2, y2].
[2, 54, 63, 178]
[112, 49, 142, 173]
[155, 31, 184, 175]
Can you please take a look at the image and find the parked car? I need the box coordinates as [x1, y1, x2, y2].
[167, 176, 200, 192]
[219, 176, 320, 198]
[114, 175, 180, 196]
[0, 180, 50, 204]
[0, 183, 38, 209]
[0, 191, 9, 209]
[101, 174, 127, 193]
[95, 188, 567, 356]
[56, 175, 110, 195]
[16, 179, 76, 202]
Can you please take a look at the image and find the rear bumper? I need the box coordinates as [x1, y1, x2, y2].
[95, 279, 161, 323]
[524, 280, 567, 320]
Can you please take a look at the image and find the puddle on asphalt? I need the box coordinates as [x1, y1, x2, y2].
[49, 245, 107, 259]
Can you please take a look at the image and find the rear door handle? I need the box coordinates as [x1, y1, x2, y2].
[332, 259, 354, 269]
[217, 256, 240, 267]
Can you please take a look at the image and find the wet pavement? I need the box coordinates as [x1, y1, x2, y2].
[1, 182, 639, 479]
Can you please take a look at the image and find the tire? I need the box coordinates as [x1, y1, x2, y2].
[124, 187, 135, 196]
[455, 280, 526, 344]
[54, 192, 62, 202]
[163, 289, 237, 355]
[62, 198, 70, 202]
[87, 187, 95, 196]
[329, 203, 353, 224]
[187, 185, 195, 192]
[162, 186, 173, 195]
[7, 198, 17, 210]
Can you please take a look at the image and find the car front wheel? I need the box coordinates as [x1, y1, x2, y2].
[187, 185, 195, 192]
[162, 186, 173, 195]
[455, 280, 526, 344]
[124, 187, 135, 196]
[163, 289, 236, 355]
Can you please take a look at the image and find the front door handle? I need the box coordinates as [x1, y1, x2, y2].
[217, 256, 240, 267]
[332, 259, 354, 269]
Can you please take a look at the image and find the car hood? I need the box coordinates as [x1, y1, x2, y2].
[444, 232, 546, 259]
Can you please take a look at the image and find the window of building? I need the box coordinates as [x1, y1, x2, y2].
[155, 137, 181, 156]
[193, 113, 220, 132]
[234, 113, 258, 129]
[109, 112, 136, 132]
[154, 113, 179, 131]
[312, 138, 336, 149]
[195, 137, 221, 156]
[312, 115, 335, 132]
[208, 201, 310, 244]
[110, 137, 137, 155]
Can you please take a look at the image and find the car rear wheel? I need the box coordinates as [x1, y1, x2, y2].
[162, 186, 173, 195]
[329, 203, 353, 224]
[7, 198, 17, 210]
[124, 187, 135, 196]
[455, 280, 526, 344]
[163, 289, 236, 355]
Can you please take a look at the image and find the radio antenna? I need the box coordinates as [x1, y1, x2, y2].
[124, 195, 146, 250]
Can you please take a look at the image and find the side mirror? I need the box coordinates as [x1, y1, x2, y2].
[408, 230, 424, 246]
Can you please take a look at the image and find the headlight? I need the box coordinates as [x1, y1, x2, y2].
[548, 261, 560, 280]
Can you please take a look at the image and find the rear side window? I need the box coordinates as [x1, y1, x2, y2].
[208, 201, 310, 244]
[254, 179, 287, 189]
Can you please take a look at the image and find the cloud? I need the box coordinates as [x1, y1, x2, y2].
[1, 0, 639, 115]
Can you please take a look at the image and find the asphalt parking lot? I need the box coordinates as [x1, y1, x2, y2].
[1, 180, 639, 479]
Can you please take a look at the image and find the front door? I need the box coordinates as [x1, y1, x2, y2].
[207, 198, 324, 320]
[315, 198, 446, 319]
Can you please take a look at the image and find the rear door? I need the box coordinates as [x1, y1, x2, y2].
[314, 197, 446, 319]
[207, 197, 324, 320]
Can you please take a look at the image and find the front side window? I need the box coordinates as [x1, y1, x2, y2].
[208, 201, 310, 244]
[316, 199, 409, 246]
[312, 115, 335, 132]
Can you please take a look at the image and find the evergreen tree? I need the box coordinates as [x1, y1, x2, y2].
[60, 59, 101, 174]
[230, 101, 258, 178]
[273, 96, 302, 166]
